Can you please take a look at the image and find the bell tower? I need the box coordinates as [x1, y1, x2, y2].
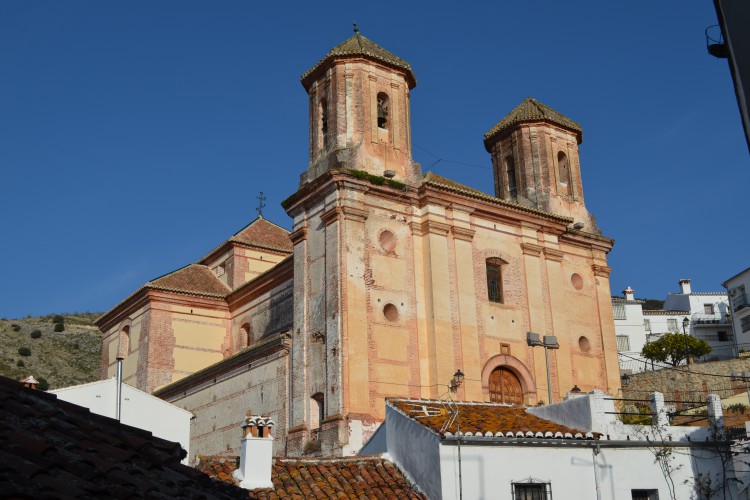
[484, 97, 600, 233]
[300, 27, 421, 186]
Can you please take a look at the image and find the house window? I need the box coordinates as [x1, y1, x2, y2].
[718, 331, 729, 342]
[506, 156, 517, 198]
[667, 319, 678, 331]
[616, 335, 630, 352]
[512, 479, 551, 500]
[742, 315, 750, 333]
[644, 319, 651, 331]
[704, 304, 715, 314]
[377, 92, 389, 129]
[613, 303, 626, 320]
[486, 258, 505, 303]
[632, 490, 659, 500]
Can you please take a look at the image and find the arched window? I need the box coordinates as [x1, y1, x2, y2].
[376, 92, 390, 129]
[310, 393, 325, 440]
[240, 323, 252, 348]
[320, 98, 328, 147]
[557, 151, 571, 195]
[489, 367, 523, 404]
[486, 258, 506, 303]
[505, 156, 517, 198]
[118, 325, 130, 359]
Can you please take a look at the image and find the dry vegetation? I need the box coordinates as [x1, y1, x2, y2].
[0, 313, 102, 390]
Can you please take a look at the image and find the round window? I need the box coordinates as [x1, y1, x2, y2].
[571, 273, 584, 290]
[379, 230, 397, 252]
[383, 303, 399, 322]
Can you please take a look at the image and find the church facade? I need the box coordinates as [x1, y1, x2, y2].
[96, 31, 620, 460]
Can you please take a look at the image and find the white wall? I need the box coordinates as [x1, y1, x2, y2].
[437, 441, 732, 500]
[385, 406, 442, 500]
[52, 378, 192, 463]
[727, 269, 750, 345]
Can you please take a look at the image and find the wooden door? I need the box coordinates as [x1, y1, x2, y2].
[489, 367, 523, 404]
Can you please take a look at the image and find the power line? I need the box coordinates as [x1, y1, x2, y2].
[413, 144, 490, 171]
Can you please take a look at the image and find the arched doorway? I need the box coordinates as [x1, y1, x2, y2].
[488, 367, 523, 404]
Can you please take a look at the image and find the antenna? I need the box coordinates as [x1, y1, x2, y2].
[256, 192, 266, 219]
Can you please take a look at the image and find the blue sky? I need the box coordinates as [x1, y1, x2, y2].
[1, 1, 746, 318]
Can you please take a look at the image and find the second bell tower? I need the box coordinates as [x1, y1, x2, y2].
[300, 27, 420, 186]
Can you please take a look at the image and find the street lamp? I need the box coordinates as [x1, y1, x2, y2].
[447, 369, 465, 500]
[527, 332, 560, 403]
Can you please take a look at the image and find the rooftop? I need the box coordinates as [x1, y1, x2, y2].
[198, 455, 426, 499]
[0, 375, 243, 499]
[301, 31, 416, 89]
[484, 97, 583, 149]
[390, 399, 596, 439]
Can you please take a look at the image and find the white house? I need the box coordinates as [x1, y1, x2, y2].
[51, 378, 193, 463]
[362, 391, 741, 500]
[615, 280, 733, 374]
[724, 267, 750, 347]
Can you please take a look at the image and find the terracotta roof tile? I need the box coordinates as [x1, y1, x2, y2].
[642, 310, 691, 316]
[302, 32, 416, 89]
[391, 399, 595, 439]
[197, 456, 426, 499]
[0, 375, 248, 499]
[230, 218, 293, 253]
[147, 264, 231, 297]
[422, 172, 573, 223]
[484, 97, 583, 149]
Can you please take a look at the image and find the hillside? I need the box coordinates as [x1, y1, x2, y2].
[0, 313, 102, 390]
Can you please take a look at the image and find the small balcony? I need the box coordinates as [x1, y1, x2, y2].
[692, 312, 731, 327]
[734, 292, 750, 312]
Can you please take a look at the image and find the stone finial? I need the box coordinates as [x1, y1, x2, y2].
[649, 392, 669, 428]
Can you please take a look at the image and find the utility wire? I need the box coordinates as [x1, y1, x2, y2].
[414, 144, 490, 171]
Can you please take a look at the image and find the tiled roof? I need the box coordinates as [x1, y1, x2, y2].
[642, 310, 690, 316]
[302, 32, 416, 89]
[422, 172, 573, 224]
[0, 375, 245, 499]
[390, 399, 596, 440]
[230, 218, 293, 253]
[612, 297, 645, 304]
[147, 264, 231, 297]
[484, 97, 583, 149]
[198, 455, 426, 499]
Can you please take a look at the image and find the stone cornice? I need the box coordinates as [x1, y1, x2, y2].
[451, 226, 475, 242]
[543, 248, 565, 262]
[320, 206, 342, 226]
[341, 205, 368, 222]
[290, 227, 308, 244]
[592, 264, 612, 278]
[520, 242, 543, 256]
[422, 220, 451, 236]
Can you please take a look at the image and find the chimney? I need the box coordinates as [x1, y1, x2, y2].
[623, 286, 635, 301]
[20, 375, 39, 389]
[233, 414, 275, 490]
[679, 279, 692, 295]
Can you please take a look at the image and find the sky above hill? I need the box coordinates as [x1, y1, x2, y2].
[1, 1, 747, 318]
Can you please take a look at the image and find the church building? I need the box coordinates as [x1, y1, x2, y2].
[96, 30, 620, 460]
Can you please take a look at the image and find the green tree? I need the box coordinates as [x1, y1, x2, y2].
[641, 332, 711, 367]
